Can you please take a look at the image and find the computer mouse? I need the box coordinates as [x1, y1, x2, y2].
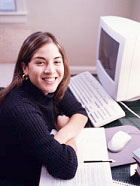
[107, 130, 132, 153]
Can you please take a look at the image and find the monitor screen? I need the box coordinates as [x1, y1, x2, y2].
[99, 28, 119, 81]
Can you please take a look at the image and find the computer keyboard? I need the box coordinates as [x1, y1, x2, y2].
[69, 71, 125, 127]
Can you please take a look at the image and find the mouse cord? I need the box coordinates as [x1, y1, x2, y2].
[119, 101, 140, 119]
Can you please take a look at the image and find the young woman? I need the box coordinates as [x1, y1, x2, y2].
[0, 32, 88, 186]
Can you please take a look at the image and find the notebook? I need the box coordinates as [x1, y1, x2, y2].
[133, 147, 140, 163]
[39, 128, 113, 186]
[113, 180, 137, 185]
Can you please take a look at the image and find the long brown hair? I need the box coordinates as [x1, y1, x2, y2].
[0, 32, 70, 106]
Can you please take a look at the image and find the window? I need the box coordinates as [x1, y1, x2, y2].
[0, 0, 16, 12]
[0, 0, 27, 23]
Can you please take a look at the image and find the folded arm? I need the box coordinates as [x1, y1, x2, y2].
[54, 113, 88, 145]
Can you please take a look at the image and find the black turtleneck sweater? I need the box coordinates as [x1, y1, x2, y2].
[0, 80, 87, 186]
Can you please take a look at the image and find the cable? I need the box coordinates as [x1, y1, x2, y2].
[120, 101, 140, 119]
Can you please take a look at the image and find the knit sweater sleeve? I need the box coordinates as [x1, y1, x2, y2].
[59, 88, 88, 117]
[9, 102, 78, 179]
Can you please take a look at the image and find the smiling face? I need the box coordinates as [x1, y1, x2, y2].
[22, 43, 64, 95]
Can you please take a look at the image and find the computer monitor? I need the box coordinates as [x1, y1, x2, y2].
[96, 16, 140, 101]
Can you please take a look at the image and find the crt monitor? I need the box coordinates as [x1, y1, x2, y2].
[96, 16, 140, 101]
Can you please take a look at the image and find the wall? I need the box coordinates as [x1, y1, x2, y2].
[0, 0, 137, 74]
[26, 0, 133, 73]
[130, 0, 140, 22]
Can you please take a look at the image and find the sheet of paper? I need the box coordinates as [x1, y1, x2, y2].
[76, 128, 109, 162]
[39, 128, 113, 186]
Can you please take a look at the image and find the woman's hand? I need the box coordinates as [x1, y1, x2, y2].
[55, 115, 70, 130]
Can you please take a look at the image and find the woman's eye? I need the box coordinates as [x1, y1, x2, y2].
[36, 61, 45, 65]
[54, 61, 62, 65]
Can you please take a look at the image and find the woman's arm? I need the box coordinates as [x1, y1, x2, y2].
[55, 88, 88, 145]
[11, 102, 78, 179]
[66, 138, 77, 154]
[54, 113, 88, 144]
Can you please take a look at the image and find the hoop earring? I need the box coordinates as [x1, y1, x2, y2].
[22, 74, 28, 81]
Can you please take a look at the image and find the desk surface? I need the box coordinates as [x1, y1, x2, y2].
[86, 99, 140, 185]
[76, 97, 140, 185]
[40, 99, 140, 185]
[105, 100, 140, 130]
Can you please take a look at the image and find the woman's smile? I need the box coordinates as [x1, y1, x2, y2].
[42, 77, 57, 82]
